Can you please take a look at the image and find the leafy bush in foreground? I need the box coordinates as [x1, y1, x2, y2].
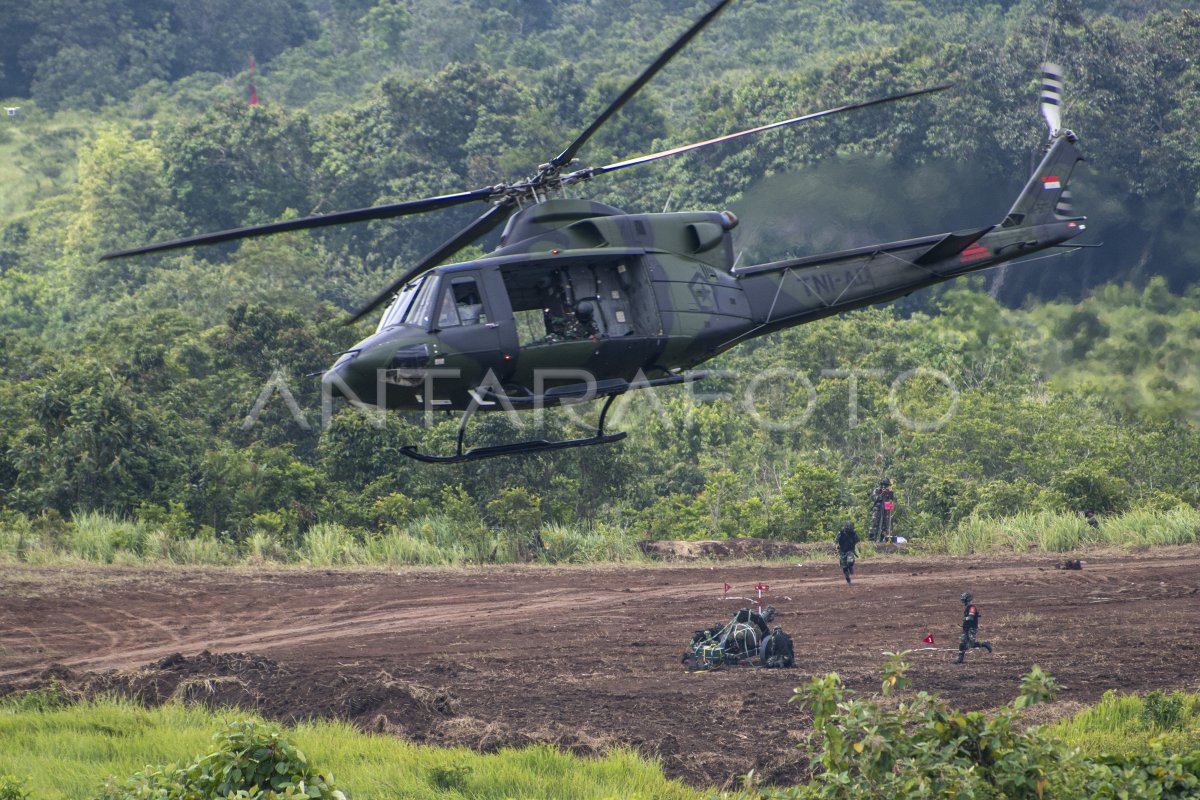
[744, 657, 1200, 800]
[98, 720, 344, 800]
[0, 775, 30, 800]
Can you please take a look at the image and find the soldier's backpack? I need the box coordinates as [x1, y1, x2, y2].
[760, 626, 795, 668]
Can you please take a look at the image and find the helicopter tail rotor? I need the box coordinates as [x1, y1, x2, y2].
[1040, 63, 1063, 139]
[999, 63, 1084, 229]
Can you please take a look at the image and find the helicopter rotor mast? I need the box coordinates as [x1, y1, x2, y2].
[341, 0, 741, 324]
[101, 0, 950, 328]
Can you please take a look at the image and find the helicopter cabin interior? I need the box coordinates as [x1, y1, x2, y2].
[498, 256, 658, 347]
[376, 256, 656, 343]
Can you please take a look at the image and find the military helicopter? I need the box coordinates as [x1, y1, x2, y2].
[104, 0, 1089, 463]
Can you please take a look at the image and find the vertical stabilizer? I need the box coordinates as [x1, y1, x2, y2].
[1000, 133, 1084, 229]
[1002, 63, 1084, 229]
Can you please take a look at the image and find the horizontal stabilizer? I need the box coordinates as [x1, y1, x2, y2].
[912, 226, 994, 266]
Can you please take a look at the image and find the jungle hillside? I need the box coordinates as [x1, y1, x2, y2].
[3, 0, 1200, 561]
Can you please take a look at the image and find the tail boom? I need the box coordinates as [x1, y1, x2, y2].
[726, 133, 1087, 340]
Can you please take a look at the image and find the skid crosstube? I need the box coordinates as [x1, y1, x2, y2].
[398, 371, 703, 463]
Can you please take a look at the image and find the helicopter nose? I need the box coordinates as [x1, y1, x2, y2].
[321, 351, 372, 404]
[323, 338, 433, 408]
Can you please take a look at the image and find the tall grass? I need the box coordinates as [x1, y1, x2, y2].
[540, 522, 648, 563]
[300, 522, 365, 566]
[363, 529, 453, 566]
[1052, 689, 1200, 756]
[939, 507, 1200, 555]
[66, 511, 149, 563]
[4, 506, 1195, 567]
[0, 698, 701, 800]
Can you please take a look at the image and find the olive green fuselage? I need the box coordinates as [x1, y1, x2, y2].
[324, 136, 1085, 412]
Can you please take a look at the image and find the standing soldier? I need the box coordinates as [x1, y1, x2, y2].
[868, 479, 896, 542]
[834, 521, 858, 585]
[955, 592, 993, 663]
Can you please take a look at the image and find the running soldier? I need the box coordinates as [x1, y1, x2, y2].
[834, 521, 858, 585]
[867, 479, 896, 542]
[955, 592, 993, 663]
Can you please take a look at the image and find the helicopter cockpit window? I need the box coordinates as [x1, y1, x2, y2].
[436, 277, 487, 328]
[376, 281, 421, 333]
[402, 275, 440, 329]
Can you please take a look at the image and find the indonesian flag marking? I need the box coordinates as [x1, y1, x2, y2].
[1043, 175, 1061, 190]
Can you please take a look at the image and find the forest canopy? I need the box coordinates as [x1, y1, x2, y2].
[2, 0, 1200, 552]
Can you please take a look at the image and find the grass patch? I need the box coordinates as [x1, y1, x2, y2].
[0, 698, 701, 800]
[0, 511, 654, 569]
[1052, 689, 1200, 756]
[938, 508, 1200, 555]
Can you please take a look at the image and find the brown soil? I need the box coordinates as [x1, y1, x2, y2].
[2, 547, 1198, 789]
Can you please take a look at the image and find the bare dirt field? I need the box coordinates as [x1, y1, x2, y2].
[1, 547, 1198, 788]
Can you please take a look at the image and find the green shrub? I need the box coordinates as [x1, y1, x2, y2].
[939, 508, 1199, 554]
[742, 664, 1200, 800]
[1, 679, 74, 713]
[98, 720, 345, 800]
[776, 662, 1067, 799]
[244, 530, 290, 564]
[0, 775, 30, 800]
[1142, 690, 1187, 731]
[539, 522, 646, 563]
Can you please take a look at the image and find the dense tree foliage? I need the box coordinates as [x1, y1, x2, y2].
[0, 0, 317, 108]
[2, 0, 1200, 549]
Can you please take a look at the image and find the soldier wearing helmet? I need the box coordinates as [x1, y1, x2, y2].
[834, 520, 859, 585]
[955, 591, 993, 663]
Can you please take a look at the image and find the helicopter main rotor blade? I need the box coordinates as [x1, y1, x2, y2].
[100, 186, 497, 260]
[585, 83, 953, 178]
[549, 0, 733, 170]
[344, 199, 516, 325]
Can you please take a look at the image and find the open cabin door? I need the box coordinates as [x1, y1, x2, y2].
[500, 255, 665, 393]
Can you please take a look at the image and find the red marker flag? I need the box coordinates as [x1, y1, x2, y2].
[754, 583, 769, 592]
[923, 634, 935, 644]
[723, 582, 731, 593]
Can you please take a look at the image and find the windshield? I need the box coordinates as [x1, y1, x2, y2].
[402, 275, 441, 329]
[375, 281, 422, 333]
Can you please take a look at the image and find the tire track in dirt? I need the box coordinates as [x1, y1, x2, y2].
[0, 584, 660, 675]
[6, 552, 1196, 677]
[2, 550, 1198, 789]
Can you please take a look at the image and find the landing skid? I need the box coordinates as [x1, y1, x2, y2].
[398, 371, 703, 463]
[400, 431, 627, 464]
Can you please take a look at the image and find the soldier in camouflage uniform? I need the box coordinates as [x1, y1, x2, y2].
[867, 478, 895, 542]
[543, 299, 597, 343]
[834, 521, 858, 585]
[955, 591, 993, 663]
